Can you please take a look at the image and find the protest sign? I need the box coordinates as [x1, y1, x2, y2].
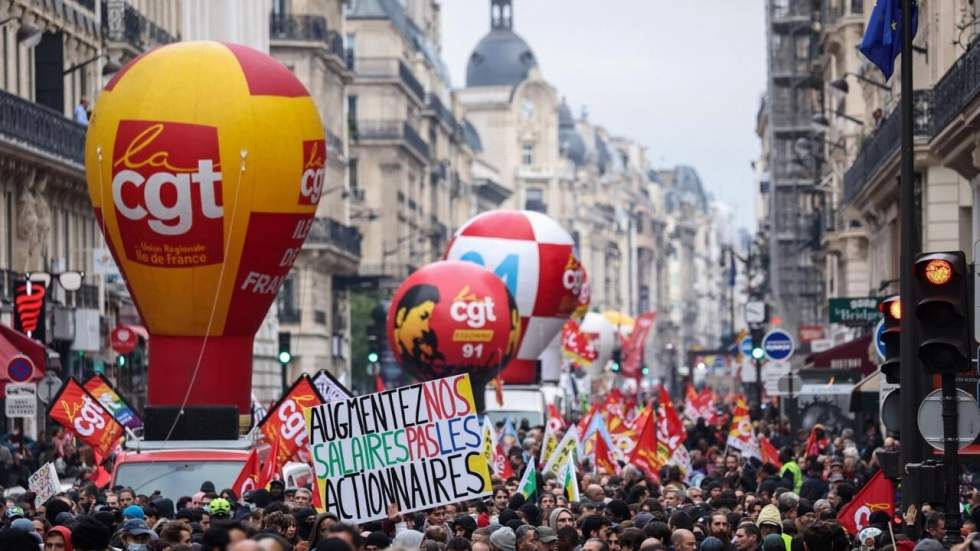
[542, 426, 579, 476]
[260, 374, 325, 467]
[29, 463, 60, 508]
[312, 369, 354, 403]
[83, 374, 142, 429]
[305, 374, 492, 523]
[48, 378, 124, 457]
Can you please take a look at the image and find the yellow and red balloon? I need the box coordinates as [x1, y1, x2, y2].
[85, 42, 326, 414]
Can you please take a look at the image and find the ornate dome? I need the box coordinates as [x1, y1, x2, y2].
[466, 1, 539, 88]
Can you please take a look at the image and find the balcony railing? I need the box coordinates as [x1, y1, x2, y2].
[355, 58, 425, 100]
[933, 36, 980, 135]
[326, 128, 345, 162]
[426, 94, 461, 136]
[102, 0, 176, 50]
[843, 90, 934, 204]
[0, 89, 86, 168]
[356, 119, 430, 160]
[270, 13, 327, 40]
[306, 217, 362, 257]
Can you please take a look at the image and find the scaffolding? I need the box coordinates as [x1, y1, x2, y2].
[764, 0, 823, 335]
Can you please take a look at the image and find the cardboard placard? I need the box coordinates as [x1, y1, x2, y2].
[305, 374, 492, 523]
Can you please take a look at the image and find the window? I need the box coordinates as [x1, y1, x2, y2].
[348, 158, 359, 197]
[347, 95, 358, 139]
[272, 0, 288, 16]
[524, 188, 545, 213]
[521, 143, 534, 166]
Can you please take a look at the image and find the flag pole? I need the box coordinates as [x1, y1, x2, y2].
[898, 0, 927, 515]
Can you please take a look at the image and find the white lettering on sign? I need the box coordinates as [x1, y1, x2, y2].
[300, 165, 326, 204]
[112, 159, 223, 236]
[74, 396, 107, 437]
[450, 297, 497, 328]
[241, 272, 285, 294]
[562, 268, 583, 294]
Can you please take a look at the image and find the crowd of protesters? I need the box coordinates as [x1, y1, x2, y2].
[1, 397, 980, 551]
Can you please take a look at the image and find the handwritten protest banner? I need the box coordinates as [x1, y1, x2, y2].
[305, 374, 492, 523]
[29, 462, 60, 508]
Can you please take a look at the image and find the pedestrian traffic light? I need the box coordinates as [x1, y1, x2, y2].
[116, 354, 126, 368]
[913, 251, 972, 374]
[610, 349, 621, 372]
[750, 326, 766, 360]
[642, 366, 650, 376]
[879, 295, 901, 383]
[278, 332, 292, 366]
[367, 351, 379, 364]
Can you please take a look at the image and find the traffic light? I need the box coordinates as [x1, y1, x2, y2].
[278, 331, 292, 366]
[610, 349, 621, 372]
[116, 354, 126, 368]
[913, 251, 972, 374]
[367, 351, 380, 364]
[750, 326, 765, 361]
[642, 365, 650, 376]
[367, 301, 387, 369]
[879, 295, 901, 383]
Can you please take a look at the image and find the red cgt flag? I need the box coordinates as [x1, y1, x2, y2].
[837, 470, 895, 534]
[48, 378, 124, 458]
[628, 408, 660, 479]
[258, 375, 325, 469]
[804, 424, 829, 457]
[759, 436, 782, 468]
[594, 429, 618, 475]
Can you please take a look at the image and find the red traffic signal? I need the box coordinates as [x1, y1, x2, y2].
[879, 295, 901, 384]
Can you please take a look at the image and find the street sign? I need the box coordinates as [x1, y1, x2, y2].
[874, 320, 887, 361]
[828, 297, 882, 325]
[917, 388, 980, 451]
[740, 336, 753, 357]
[5, 383, 37, 418]
[762, 329, 795, 362]
[37, 374, 63, 404]
[6, 355, 34, 383]
[745, 301, 767, 325]
[775, 373, 804, 396]
[762, 362, 790, 395]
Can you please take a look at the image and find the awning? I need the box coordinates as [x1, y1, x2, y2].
[0, 324, 46, 390]
[850, 369, 881, 413]
[804, 333, 876, 375]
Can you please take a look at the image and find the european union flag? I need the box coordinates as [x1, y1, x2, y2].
[859, 0, 918, 80]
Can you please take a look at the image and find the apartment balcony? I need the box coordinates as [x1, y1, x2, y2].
[325, 128, 345, 165]
[269, 13, 347, 65]
[931, 37, 980, 177]
[425, 94, 462, 139]
[843, 90, 933, 205]
[820, 0, 863, 26]
[354, 57, 426, 103]
[102, 0, 176, 58]
[305, 217, 362, 260]
[0, 89, 86, 171]
[355, 119, 429, 163]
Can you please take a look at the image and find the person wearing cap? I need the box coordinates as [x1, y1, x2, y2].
[118, 518, 157, 550]
[208, 497, 233, 521]
[535, 526, 558, 551]
[490, 526, 516, 551]
[122, 505, 144, 520]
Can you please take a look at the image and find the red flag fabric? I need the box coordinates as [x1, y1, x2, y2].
[621, 312, 656, 377]
[594, 429, 618, 474]
[258, 375, 325, 468]
[257, 432, 282, 489]
[837, 471, 895, 534]
[494, 441, 514, 478]
[88, 451, 113, 489]
[656, 386, 685, 458]
[48, 378, 125, 458]
[231, 448, 261, 498]
[547, 404, 566, 433]
[561, 320, 598, 366]
[375, 374, 385, 393]
[759, 436, 782, 468]
[804, 425, 828, 457]
[628, 408, 660, 478]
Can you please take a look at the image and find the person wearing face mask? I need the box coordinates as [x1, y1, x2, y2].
[117, 518, 157, 551]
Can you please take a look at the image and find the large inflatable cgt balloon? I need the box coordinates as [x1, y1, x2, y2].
[386, 261, 520, 411]
[445, 210, 582, 384]
[85, 42, 326, 414]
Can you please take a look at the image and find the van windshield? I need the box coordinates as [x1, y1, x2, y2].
[114, 461, 244, 500]
[485, 410, 543, 428]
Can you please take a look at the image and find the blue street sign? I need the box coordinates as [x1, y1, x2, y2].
[875, 320, 887, 361]
[762, 329, 795, 362]
[6, 355, 34, 383]
[740, 336, 753, 356]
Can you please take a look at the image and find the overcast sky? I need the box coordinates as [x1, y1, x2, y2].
[439, 0, 767, 231]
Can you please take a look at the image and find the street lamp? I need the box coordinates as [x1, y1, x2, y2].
[64, 53, 122, 77]
[830, 72, 890, 93]
[0, 16, 42, 48]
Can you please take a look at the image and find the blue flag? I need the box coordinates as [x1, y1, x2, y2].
[859, 0, 918, 80]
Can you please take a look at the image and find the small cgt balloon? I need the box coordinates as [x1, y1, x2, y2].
[386, 261, 521, 411]
[85, 42, 326, 414]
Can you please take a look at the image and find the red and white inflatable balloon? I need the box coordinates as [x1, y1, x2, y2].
[386, 261, 521, 410]
[445, 210, 581, 383]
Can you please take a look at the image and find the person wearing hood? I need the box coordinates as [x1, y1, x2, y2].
[47, 525, 74, 551]
[756, 505, 790, 551]
[392, 529, 425, 550]
[548, 507, 574, 531]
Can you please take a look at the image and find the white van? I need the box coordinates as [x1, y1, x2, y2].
[483, 385, 548, 428]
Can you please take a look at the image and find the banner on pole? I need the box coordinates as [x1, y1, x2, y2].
[83, 374, 143, 429]
[260, 374, 325, 467]
[305, 374, 492, 523]
[47, 378, 124, 457]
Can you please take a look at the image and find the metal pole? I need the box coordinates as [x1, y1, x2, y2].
[898, 0, 927, 504]
[941, 372, 962, 546]
[755, 356, 763, 408]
